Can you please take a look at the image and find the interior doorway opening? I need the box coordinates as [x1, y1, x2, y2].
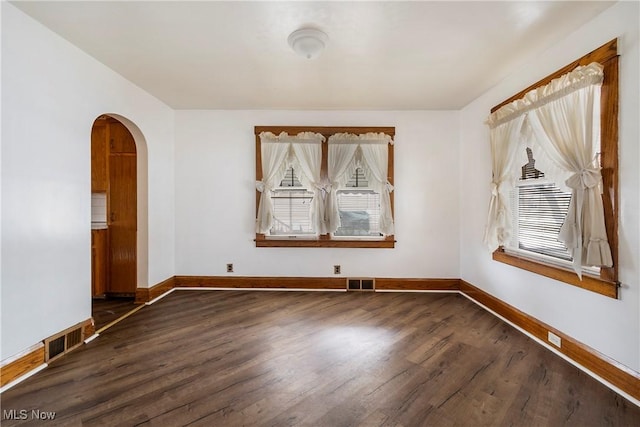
[90, 114, 148, 329]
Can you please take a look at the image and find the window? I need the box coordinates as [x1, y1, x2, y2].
[255, 126, 395, 248]
[506, 148, 577, 266]
[270, 167, 314, 236]
[334, 168, 382, 238]
[487, 39, 618, 298]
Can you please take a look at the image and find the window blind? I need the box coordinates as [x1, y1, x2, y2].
[514, 182, 572, 261]
[270, 167, 314, 235]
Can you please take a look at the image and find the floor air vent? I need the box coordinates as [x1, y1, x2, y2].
[44, 323, 86, 362]
[347, 278, 375, 291]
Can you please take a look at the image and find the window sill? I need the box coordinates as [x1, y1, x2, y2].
[492, 249, 618, 299]
[255, 234, 395, 248]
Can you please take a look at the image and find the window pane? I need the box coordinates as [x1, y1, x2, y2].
[271, 167, 313, 235]
[270, 189, 314, 235]
[334, 190, 381, 236]
[516, 183, 572, 261]
[345, 168, 369, 188]
[279, 167, 303, 187]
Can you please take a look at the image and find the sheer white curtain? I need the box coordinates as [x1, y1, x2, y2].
[326, 141, 359, 233]
[255, 139, 291, 234]
[485, 62, 611, 277]
[256, 132, 325, 234]
[360, 143, 394, 235]
[327, 133, 394, 235]
[526, 64, 612, 276]
[483, 114, 526, 251]
[291, 141, 326, 234]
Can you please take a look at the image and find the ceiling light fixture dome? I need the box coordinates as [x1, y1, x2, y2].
[288, 28, 328, 60]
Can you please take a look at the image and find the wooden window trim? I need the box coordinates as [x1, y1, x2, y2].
[255, 126, 395, 248]
[491, 39, 619, 299]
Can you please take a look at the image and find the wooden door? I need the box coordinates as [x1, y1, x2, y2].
[108, 143, 137, 295]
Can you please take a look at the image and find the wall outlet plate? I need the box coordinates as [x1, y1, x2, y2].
[226, 263, 233, 273]
[548, 331, 561, 347]
[334, 265, 341, 274]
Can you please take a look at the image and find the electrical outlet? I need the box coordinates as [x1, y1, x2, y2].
[334, 265, 341, 275]
[547, 331, 561, 348]
[226, 263, 233, 273]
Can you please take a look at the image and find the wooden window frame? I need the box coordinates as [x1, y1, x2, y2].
[255, 126, 395, 248]
[491, 39, 619, 299]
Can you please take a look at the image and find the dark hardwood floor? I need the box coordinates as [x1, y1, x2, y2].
[92, 297, 138, 331]
[2, 290, 638, 426]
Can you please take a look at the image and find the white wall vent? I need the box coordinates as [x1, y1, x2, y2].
[347, 278, 375, 291]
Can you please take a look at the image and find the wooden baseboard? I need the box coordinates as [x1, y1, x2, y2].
[84, 318, 96, 338]
[135, 276, 176, 304]
[459, 280, 640, 401]
[175, 276, 460, 291]
[1, 317, 93, 388]
[376, 278, 459, 291]
[175, 275, 345, 290]
[0, 344, 45, 388]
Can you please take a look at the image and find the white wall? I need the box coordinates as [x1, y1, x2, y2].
[1, 4, 175, 360]
[175, 110, 460, 279]
[459, 1, 639, 372]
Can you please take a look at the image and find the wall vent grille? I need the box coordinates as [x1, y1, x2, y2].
[347, 278, 375, 291]
[44, 323, 86, 362]
[47, 336, 65, 361]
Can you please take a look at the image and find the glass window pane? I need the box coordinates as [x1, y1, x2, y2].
[334, 190, 382, 236]
[270, 189, 314, 235]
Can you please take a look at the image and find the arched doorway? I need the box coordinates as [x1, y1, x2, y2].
[90, 114, 147, 328]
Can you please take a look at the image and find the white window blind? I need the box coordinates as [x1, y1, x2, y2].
[511, 182, 572, 261]
[270, 167, 314, 236]
[508, 148, 573, 263]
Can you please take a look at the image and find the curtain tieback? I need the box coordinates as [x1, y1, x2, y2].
[562, 166, 601, 278]
[490, 182, 499, 196]
[255, 180, 272, 193]
[490, 181, 509, 196]
[565, 167, 601, 190]
[314, 183, 331, 198]
[385, 181, 394, 193]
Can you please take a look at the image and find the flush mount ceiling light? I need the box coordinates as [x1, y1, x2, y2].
[288, 28, 329, 60]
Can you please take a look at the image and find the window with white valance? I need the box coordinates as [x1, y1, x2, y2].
[255, 131, 325, 236]
[484, 39, 619, 298]
[254, 126, 395, 248]
[327, 132, 394, 237]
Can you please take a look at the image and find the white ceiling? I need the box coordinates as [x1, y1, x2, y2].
[11, 1, 615, 110]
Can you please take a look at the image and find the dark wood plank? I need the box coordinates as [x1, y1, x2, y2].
[461, 280, 640, 400]
[91, 297, 137, 331]
[2, 291, 638, 426]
